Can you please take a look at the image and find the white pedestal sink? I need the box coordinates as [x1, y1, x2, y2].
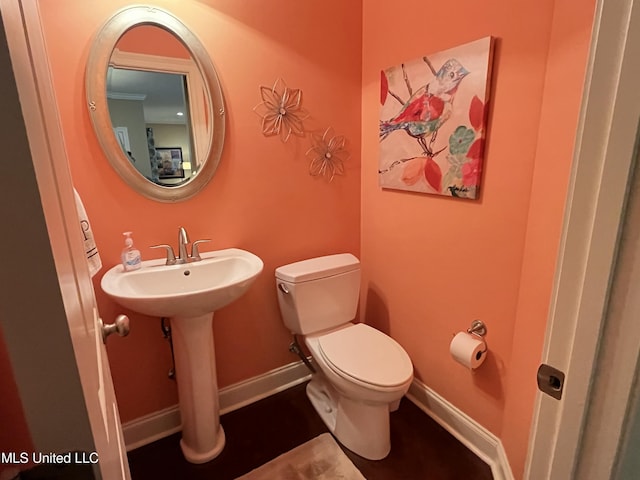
[101, 248, 263, 463]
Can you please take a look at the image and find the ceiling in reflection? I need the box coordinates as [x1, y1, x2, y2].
[107, 67, 188, 125]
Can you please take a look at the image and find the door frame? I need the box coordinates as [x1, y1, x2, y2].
[526, 0, 640, 478]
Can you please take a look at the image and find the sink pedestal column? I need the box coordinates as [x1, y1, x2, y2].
[171, 312, 225, 463]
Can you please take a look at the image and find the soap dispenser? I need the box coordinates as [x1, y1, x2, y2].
[121, 232, 142, 271]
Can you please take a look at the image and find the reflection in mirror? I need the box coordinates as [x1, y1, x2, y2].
[108, 26, 201, 186]
[86, 6, 225, 202]
[108, 69, 195, 185]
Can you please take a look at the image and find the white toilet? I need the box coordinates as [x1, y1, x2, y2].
[275, 253, 414, 460]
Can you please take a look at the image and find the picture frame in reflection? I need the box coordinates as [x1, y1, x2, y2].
[157, 147, 185, 179]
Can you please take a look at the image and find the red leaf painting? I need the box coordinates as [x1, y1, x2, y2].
[469, 95, 484, 131]
[380, 70, 389, 105]
[467, 138, 484, 160]
[424, 156, 442, 192]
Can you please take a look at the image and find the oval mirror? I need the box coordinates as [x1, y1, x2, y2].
[86, 5, 225, 202]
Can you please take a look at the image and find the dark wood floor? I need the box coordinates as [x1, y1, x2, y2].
[128, 382, 493, 480]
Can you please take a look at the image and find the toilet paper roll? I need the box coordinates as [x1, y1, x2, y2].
[450, 332, 487, 369]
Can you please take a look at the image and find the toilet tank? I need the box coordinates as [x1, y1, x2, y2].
[275, 254, 361, 335]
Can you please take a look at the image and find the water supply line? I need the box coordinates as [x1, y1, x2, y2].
[160, 317, 176, 380]
[289, 335, 316, 374]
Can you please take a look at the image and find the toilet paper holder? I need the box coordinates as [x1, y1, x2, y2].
[467, 320, 488, 357]
[467, 320, 487, 338]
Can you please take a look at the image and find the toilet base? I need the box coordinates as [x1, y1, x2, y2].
[306, 377, 391, 460]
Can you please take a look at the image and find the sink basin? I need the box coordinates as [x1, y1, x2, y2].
[100, 247, 263, 464]
[101, 248, 263, 318]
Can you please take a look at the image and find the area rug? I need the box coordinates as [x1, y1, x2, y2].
[235, 433, 366, 480]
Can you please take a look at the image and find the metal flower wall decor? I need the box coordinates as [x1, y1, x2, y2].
[253, 78, 308, 142]
[306, 128, 349, 182]
[254, 78, 350, 182]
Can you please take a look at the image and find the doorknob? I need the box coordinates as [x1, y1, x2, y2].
[100, 314, 130, 344]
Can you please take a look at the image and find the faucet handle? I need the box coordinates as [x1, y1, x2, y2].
[150, 244, 177, 265]
[190, 239, 211, 261]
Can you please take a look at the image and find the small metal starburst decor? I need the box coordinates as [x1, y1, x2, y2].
[306, 127, 349, 182]
[253, 78, 308, 142]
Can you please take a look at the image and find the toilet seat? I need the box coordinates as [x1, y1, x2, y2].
[317, 323, 413, 388]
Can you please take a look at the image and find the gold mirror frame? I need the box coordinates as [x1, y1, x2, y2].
[85, 5, 225, 202]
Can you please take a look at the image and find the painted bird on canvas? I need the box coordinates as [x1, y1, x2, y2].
[380, 58, 469, 155]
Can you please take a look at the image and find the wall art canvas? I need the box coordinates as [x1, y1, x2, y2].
[379, 37, 494, 199]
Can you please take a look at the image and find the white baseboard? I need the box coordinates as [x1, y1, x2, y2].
[122, 404, 182, 452]
[407, 379, 514, 480]
[218, 359, 312, 415]
[122, 359, 312, 451]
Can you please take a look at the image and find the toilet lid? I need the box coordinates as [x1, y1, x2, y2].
[318, 324, 413, 388]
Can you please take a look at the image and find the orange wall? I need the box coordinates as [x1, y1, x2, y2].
[362, 1, 593, 478]
[117, 25, 191, 59]
[501, 0, 596, 475]
[37, 0, 362, 422]
[362, 0, 555, 436]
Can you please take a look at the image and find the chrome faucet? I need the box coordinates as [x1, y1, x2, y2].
[177, 226, 190, 264]
[150, 226, 211, 265]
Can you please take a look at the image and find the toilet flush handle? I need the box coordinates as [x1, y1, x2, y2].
[278, 283, 290, 294]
